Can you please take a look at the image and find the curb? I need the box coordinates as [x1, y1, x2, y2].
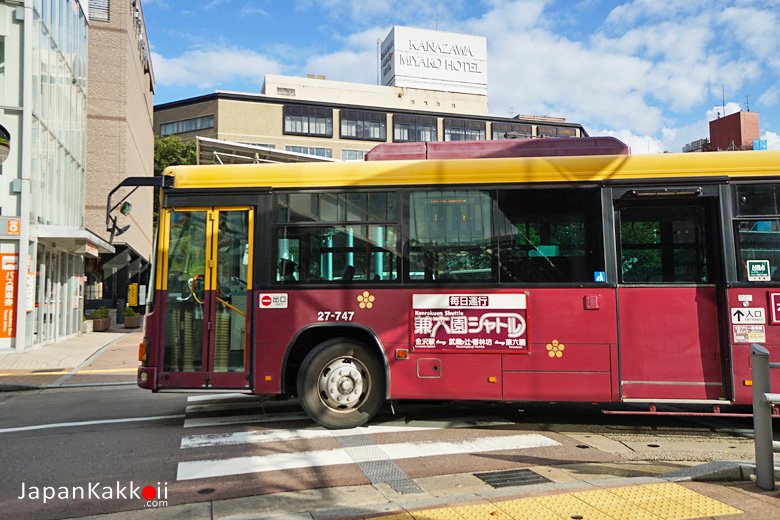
[0, 381, 44, 392]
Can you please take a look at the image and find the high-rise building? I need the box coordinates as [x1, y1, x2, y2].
[155, 27, 585, 162]
[84, 0, 155, 317]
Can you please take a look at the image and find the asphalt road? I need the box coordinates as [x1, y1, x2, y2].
[0, 386, 770, 520]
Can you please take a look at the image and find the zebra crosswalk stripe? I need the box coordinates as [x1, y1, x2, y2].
[176, 433, 559, 481]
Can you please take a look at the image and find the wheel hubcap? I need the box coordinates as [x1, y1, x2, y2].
[319, 357, 367, 410]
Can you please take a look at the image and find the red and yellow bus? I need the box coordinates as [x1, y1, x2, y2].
[110, 137, 780, 428]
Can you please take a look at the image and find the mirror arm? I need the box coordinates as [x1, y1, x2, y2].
[106, 176, 172, 236]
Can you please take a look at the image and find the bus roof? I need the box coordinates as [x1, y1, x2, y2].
[164, 149, 780, 191]
[364, 136, 631, 161]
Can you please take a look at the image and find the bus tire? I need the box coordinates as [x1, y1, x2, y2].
[297, 339, 384, 429]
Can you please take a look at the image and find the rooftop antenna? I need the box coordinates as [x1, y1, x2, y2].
[745, 95, 750, 112]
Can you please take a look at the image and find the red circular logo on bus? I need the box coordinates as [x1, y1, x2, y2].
[142, 486, 156, 500]
[261, 295, 272, 307]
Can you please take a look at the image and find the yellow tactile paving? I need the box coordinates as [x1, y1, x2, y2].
[410, 507, 464, 520]
[455, 503, 514, 520]
[528, 494, 617, 520]
[496, 498, 561, 519]
[373, 483, 743, 520]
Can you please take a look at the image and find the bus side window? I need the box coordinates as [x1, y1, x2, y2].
[273, 225, 400, 283]
[407, 190, 496, 282]
[495, 188, 603, 284]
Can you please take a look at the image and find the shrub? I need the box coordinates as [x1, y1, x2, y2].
[91, 307, 110, 319]
[124, 306, 138, 317]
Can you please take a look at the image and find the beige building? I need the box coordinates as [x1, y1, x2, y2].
[154, 74, 585, 162]
[85, 0, 155, 311]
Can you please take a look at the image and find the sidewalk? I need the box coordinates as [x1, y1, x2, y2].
[0, 324, 141, 390]
[71, 461, 780, 520]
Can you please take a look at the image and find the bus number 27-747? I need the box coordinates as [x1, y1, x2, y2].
[317, 311, 355, 322]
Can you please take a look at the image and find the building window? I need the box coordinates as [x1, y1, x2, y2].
[492, 123, 532, 140]
[393, 115, 437, 142]
[340, 110, 387, 141]
[89, 0, 110, 22]
[283, 106, 333, 137]
[538, 126, 577, 138]
[285, 146, 332, 158]
[160, 115, 214, 136]
[444, 119, 486, 141]
[342, 150, 365, 161]
[277, 87, 296, 96]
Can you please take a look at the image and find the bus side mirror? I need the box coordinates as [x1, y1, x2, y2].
[120, 201, 132, 216]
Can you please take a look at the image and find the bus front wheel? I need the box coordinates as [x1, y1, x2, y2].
[297, 339, 384, 429]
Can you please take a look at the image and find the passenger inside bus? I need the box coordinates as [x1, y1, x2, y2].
[278, 259, 297, 281]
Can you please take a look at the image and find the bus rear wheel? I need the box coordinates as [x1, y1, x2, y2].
[297, 339, 384, 429]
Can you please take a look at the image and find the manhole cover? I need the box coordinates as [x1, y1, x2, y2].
[474, 468, 552, 488]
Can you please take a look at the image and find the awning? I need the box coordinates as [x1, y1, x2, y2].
[196, 136, 341, 165]
[37, 225, 115, 257]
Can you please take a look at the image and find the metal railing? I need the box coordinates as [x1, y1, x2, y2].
[750, 344, 780, 491]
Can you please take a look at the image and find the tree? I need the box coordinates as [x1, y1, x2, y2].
[153, 136, 197, 225]
[154, 135, 196, 177]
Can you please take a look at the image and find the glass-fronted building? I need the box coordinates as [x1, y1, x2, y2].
[0, 0, 112, 352]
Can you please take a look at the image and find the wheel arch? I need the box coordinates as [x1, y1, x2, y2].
[281, 324, 390, 399]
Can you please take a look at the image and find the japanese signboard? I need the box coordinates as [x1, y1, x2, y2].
[746, 260, 771, 281]
[733, 325, 766, 343]
[0, 254, 18, 338]
[412, 293, 527, 353]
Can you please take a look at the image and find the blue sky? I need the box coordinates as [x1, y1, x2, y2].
[141, 0, 780, 153]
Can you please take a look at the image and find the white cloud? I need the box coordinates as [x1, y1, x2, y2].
[303, 50, 378, 85]
[149, 0, 780, 152]
[759, 87, 779, 108]
[151, 48, 282, 89]
[241, 3, 270, 16]
[595, 128, 664, 154]
[706, 101, 742, 121]
[294, 0, 470, 29]
[763, 131, 780, 150]
[604, 0, 712, 26]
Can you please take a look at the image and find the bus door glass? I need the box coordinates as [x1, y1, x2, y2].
[615, 193, 726, 400]
[160, 207, 253, 388]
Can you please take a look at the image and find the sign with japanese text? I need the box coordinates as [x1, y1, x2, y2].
[0, 254, 18, 338]
[746, 260, 771, 281]
[412, 293, 527, 353]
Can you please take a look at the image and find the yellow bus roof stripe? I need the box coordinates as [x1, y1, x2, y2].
[165, 150, 780, 190]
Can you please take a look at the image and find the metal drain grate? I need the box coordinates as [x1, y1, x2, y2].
[474, 468, 552, 488]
